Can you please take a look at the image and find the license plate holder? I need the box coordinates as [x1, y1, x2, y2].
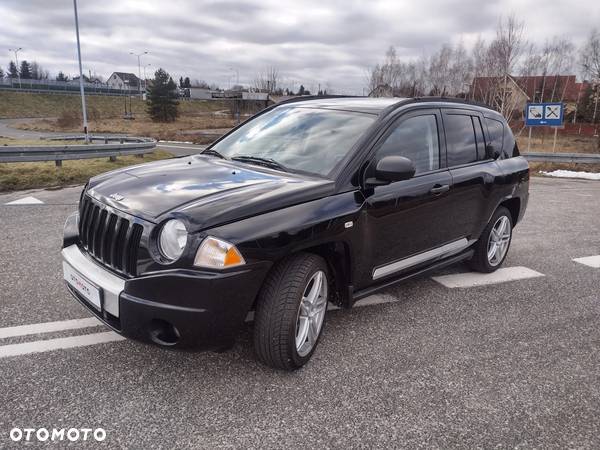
[63, 261, 103, 311]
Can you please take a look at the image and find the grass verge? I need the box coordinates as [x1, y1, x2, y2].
[0, 150, 173, 192]
[0, 91, 229, 119]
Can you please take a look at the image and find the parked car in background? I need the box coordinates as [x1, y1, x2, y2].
[62, 96, 529, 370]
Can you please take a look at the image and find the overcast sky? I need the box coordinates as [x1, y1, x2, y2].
[1, 0, 598, 94]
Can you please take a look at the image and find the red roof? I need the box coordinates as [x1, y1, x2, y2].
[470, 75, 589, 102]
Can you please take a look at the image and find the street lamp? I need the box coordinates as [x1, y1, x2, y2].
[72, 0, 90, 143]
[8, 47, 22, 88]
[229, 67, 239, 88]
[130, 51, 148, 97]
[143, 63, 152, 91]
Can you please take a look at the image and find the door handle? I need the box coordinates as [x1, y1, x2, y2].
[429, 184, 450, 195]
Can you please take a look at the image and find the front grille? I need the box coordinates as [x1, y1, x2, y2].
[78, 195, 143, 277]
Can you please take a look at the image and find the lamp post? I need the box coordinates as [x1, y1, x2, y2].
[229, 67, 239, 88]
[130, 51, 148, 97]
[72, 0, 90, 143]
[8, 47, 22, 88]
[143, 63, 152, 92]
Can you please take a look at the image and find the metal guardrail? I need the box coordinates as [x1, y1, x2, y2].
[522, 152, 600, 164]
[0, 136, 156, 166]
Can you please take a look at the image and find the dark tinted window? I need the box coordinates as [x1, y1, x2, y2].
[473, 117, 486, 160]
[485, 118, 504, 156]
[377, 115, 440, 174]
[445, 114, 477, 166]
[504, 126, 518, 157]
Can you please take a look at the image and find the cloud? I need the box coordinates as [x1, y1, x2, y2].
[0, 0, 597, 94]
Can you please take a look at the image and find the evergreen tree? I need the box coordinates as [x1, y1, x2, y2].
[56, 71, 69, 82]
[179, 76, 184, 88]
[184, 77, 191, 88]
[8, 61, 18, 78]
[0, 67, 4, 79]
[297, 85, 305, 95]
[19, 60, 32, 79]
[147, 68, 179, 122]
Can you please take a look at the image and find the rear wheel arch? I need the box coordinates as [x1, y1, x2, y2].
[499, 197, 521, 225]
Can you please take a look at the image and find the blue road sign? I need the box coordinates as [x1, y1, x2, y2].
[525, 102, 564, 127]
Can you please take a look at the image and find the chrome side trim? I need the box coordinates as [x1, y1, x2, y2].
[62, 244, 125, 317]
[372, 238, 470, 280]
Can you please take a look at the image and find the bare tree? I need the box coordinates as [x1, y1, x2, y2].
[580, 29, 600, 81]
[579, 29, 600, 124]
[253, 66, 280, 93]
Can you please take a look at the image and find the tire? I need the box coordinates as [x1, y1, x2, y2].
[468, 206, 513, 273]
[253, 253, 329, 371]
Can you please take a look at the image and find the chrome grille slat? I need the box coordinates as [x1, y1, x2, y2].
[78, 196, 143, 277]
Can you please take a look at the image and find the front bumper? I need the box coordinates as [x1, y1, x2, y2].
[62, 243, 269, 350]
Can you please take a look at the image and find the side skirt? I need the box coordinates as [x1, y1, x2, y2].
[350, 249, 474, 303]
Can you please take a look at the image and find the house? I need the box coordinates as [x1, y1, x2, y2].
[107, 72, 140, 90]
[470, 75, 590, 119]
[513, 75, 589, 104]
[469, 76, 530, 117]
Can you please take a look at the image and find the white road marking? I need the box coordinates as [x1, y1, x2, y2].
[5, 196, 44, 205]
[573, 255, 600, 268]
[0, 332, 125, 359]
[0, 317, 101, 339]
[432, 266, 544, 288]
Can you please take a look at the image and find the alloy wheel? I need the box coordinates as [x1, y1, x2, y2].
[487, 215, 512, 266]
[295, 270, 328, 357]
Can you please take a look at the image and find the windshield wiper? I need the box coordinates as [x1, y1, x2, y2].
[231, 155, 288, 172]
[201, 149, 227, 159]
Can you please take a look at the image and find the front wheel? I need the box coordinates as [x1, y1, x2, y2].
[468, 206, 513, 273]
[253, 253, 329, 371]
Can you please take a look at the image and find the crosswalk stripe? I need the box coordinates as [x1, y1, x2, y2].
[0, 317, 101, 339]
[432, 266, 544, 288]
[5, 196, 45, 205]
[573, 255, 600, 269]
[0, 332, 125, 359]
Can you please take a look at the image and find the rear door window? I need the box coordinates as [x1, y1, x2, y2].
[444, 114, 478, 167]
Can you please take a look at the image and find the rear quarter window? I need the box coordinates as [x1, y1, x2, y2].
[485, 117, 518, 158]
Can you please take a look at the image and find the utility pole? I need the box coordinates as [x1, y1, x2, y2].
[72, 0, 89, 143]
[8, 47, 22, 88]
[130, 51, 148, 97]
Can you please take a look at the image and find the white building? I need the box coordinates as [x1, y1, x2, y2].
[107, 72, 140, 90]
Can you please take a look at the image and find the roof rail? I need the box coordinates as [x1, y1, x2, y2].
[404, 96, 497, 111]
[271, 94, 362, 107]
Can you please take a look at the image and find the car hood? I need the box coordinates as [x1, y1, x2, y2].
[87, 155, 334, 231]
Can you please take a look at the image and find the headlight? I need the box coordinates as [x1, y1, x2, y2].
[194, 237, 245, 269]
[159, 219, 188, 261]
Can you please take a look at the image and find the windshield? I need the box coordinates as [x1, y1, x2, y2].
[211, 106, 375, 176]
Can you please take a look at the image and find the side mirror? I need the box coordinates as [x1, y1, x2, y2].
[366, 156, 416, 186]
[486, 144, 502, 159]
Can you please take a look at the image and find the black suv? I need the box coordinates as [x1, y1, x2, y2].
[62, 97, 529, 370]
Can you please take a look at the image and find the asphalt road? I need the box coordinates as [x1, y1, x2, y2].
[0, 177, 599, 448]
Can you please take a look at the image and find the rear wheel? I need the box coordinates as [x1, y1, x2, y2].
[468, 206, 513, 273]
[253, 253, 329, 371]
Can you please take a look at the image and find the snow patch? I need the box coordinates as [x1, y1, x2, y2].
[540, 170, 600, 181]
